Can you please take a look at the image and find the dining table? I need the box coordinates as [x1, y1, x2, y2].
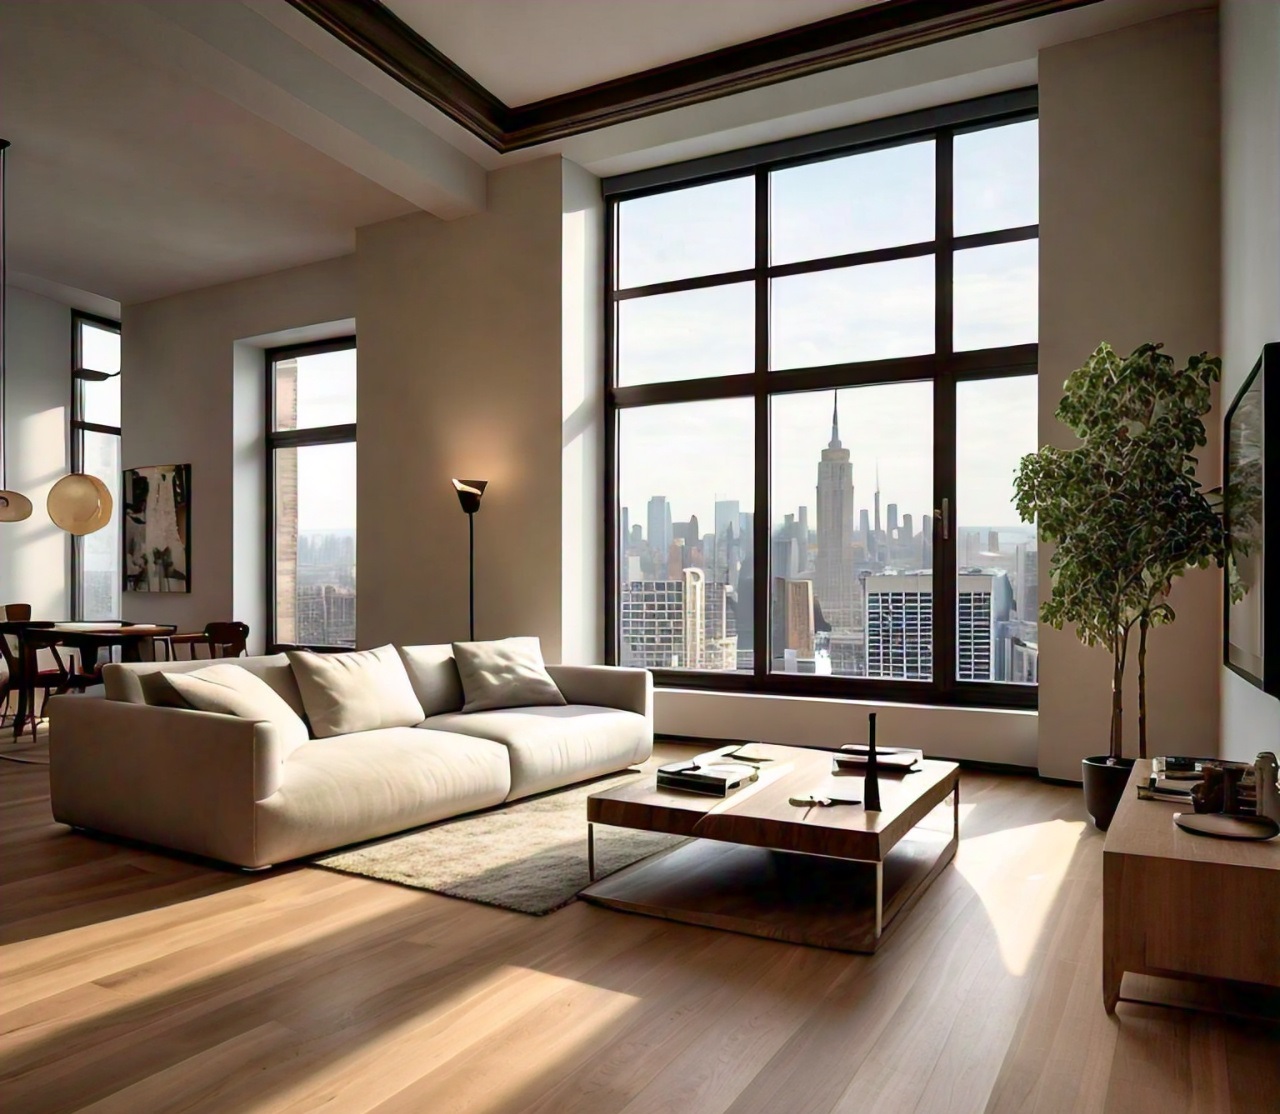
[2, 621, 177, 739]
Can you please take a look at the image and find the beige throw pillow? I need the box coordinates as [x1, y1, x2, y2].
[164, 664, 310, 754]
[452, 636, 567, 713]
[287, 645, 425, 738]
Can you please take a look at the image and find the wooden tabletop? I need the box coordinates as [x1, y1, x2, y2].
[1104, 759, 1280, 870]
[589, 743, 958, 862]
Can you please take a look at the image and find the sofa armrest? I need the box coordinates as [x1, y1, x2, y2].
[545, 664, 652, 718]
[48, 695, 290, 867]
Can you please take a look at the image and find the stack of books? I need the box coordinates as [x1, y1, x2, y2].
[656, 758, 760, 797]
[1136, 756, 1213, 803]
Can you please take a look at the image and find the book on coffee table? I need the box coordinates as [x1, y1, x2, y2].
[834, 745, 923, 771]
[656, 760, 760, 797]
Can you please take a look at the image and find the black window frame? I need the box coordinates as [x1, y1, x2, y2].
[265, 336, 358, 648]
[70, 309, 122, 620]
[604, 88, 1039, 711]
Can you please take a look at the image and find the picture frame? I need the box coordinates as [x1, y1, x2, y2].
[122, 463, 192, 593]
[1223, 343, 1277, 697]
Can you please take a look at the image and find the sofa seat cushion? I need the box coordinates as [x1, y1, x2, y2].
[422, 705, 651, 801]
[255, 727, 510, 865]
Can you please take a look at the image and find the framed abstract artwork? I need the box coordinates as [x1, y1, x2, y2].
[1223, 343, 1277, 697]
[123, 463, 191, 593]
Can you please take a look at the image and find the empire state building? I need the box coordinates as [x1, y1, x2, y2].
[814, 392, 862, 649]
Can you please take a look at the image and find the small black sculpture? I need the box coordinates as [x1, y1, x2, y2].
[864, 712, 881, 812]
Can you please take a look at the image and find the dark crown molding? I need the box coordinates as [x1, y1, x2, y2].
[287, 0, 1099, 153]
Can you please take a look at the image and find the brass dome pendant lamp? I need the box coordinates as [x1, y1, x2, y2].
[0, 139, 33, 523]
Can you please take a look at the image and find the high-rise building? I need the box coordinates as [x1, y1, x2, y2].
[873, 462, 882, 535]
[621, 507, 630, 550]
[901, 513, 913, 542]
[619, 569, 737, 671]
[888, 503, 899, 535]
[771, 577, 815, 663]
[859, 508, 871, 545]
[1015, 542, 1039, 621]
[865, 572, 933, 680]
[815, 391, 859, 642]
[797, 506, 810, 568]
[646, 496, 672, 556]
[958, 571, 1013, 681]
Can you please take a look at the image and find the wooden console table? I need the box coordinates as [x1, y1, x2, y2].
[1103, 759, 1280, 1012]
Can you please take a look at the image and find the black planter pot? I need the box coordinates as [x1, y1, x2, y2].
[1082, 756, 1136, 830]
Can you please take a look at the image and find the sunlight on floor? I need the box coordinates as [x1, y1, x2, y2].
[955, 818, 1086, 977]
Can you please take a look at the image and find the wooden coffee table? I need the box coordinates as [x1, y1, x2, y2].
[581, 743, 959, 952]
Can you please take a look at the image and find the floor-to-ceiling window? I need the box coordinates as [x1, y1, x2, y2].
[266, 338, 357, 648]
[605, 90, 1039, 708]
[70, 311, 122, 619]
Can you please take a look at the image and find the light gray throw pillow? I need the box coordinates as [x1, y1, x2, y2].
[287, 645, 426, 738]
[163, 664, 310, 754]
[452, 636, 567, 713]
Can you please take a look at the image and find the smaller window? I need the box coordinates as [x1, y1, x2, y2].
[267, 340, 357, 648]
[71, 313, 122, 620]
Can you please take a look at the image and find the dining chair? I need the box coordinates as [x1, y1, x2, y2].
[2, 606, 34, 729]
[0, 621, 62, 738]
[206, 622, 250, 658]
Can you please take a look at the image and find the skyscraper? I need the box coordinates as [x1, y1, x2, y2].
[888, 503, 899, 535]
[646, 495, 671, 556]
[815, 391, 862, 657]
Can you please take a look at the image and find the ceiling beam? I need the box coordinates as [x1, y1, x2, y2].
[286, 0, 1103, 153]
[118, 0, 487, 217]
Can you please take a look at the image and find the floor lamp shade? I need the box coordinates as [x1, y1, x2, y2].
[452, 478, 488, 514]
[47, 473, 113, 535]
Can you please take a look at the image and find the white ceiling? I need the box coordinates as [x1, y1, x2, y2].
[384, 0, 885, 105]
[0, 0, 1210, 309]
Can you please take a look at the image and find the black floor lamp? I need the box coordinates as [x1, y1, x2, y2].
[451, 478, 488, 641]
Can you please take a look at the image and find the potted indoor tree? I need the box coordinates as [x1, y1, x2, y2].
[1015, 342, 1228, 828]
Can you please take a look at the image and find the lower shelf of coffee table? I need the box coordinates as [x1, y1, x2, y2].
[580, 827, 956, 953]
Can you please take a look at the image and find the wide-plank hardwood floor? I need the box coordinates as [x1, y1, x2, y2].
[2, 735, 1277, 1113]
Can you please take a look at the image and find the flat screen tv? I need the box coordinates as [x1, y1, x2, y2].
[1223, 342, 1278, 697]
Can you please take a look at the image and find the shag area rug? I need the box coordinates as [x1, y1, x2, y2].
[311, 770, 685, 915]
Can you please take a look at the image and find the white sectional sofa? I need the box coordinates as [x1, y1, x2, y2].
[48, 643, 652, 869]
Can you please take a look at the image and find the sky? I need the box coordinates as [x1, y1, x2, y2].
[616, 118, 1040, 536]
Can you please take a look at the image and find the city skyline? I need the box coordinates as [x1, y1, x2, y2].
[620, 375, 1037, 544]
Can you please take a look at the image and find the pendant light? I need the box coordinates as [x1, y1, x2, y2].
[0, 138, 34, 522]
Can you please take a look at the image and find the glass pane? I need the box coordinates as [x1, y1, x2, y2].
[956, 375, 1038, 684]
[81, 373, 121, 428]
[618, 177, 755, 290]
[770, 382, 934, 679]
[79, 321, 121, 427]
[79, 321, 120, 373]
[954, 119, 1038, 236]
[274, 441, 357, 647]
[617, 282, 754, 387]
[771, 255, 934, 370]
[617, 398, 753, 673]
[273, 346, 356, 432]
[79, 431, 121, 620]
[953, 240, 1038, 352]
[771, 140, 934, 265]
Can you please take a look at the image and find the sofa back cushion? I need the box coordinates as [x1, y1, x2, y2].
[162, 664, 310, 756]
[287, 645, 425, 738]
[103, 654, 308, 720]
[452, 636, 567, 714]
[397, 644, 464, 717]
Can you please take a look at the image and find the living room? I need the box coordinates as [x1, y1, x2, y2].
[1, 1, 1277, 1111]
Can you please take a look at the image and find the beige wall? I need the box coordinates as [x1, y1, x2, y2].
[356, 158, 569, 656]
[1, 287, 71, 616]
[121, 256, 354, 646]
[1037, 9, 1222, 779]
[1220, 0, 1280, 760]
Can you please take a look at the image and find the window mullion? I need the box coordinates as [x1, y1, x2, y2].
[753, 168, 770, 685]
[933, 129, 957, 698]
